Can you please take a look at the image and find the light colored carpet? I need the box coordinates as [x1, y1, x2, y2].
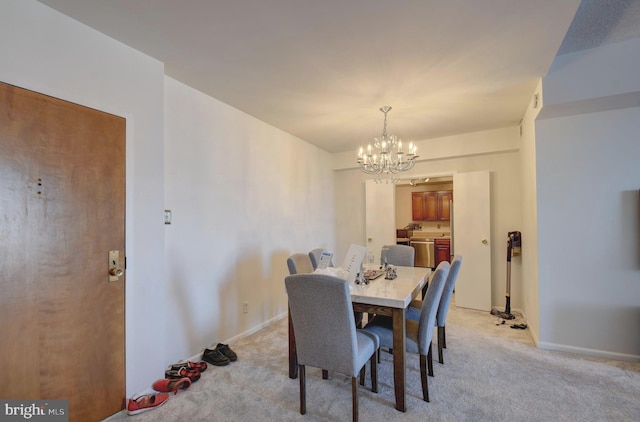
[106, 300, 640, 421]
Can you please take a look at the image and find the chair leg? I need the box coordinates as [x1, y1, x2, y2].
[438, 326, 445, 364]
[359, 366, 365, 386]
[299, 365, 306, 415]
[427, 343, 434, 377]
[351, 377, 358, 422]
[370, 350, 378, 393]
[322, 369, 328, 379]
[441, 325, 447, 348]
[420, 354, 429, 402]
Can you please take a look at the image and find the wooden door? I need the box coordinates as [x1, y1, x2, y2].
[0, 82, 126, 421]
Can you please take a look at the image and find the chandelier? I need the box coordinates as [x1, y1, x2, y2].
[357, 106, 418, 176]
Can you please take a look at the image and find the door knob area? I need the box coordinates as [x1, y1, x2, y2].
[108, 250, 124, 282]
[482, 239, 488, 244]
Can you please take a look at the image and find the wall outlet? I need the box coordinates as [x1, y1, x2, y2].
[242, 301, 248, 314]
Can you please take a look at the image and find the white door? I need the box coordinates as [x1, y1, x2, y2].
[365, 180, 396, 265]
[453, 171, 491, 311]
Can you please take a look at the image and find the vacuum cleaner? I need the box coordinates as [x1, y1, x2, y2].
[491, 231, 521, 320]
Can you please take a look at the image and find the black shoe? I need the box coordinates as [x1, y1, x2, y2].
[202, 348, 230, 366]
[216, 343, 237, 361]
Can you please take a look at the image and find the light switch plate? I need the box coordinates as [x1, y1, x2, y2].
[164, 210, 172, 224]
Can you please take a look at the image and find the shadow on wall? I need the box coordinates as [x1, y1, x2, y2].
[636, 189, 640, 269]
[167, 255, 242, 364]
[219, 248, 291, 345]
[618, 189, 640, 270]
[551, 304, 640, 359]
[268, 250, 292, 316]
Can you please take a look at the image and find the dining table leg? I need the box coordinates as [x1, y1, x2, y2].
[288, 307, 298, 379]
[392, 307, 406, 412]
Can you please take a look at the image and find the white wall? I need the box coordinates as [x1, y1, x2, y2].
[536, 107, 640, 360]
[1, 1, 336, 400]
[333, 127, 524, 310]
[536, 38, 640, 360]
[164, 77, 335, 364]
[0, 1, 166, 394]
[519, 80, 543, 344]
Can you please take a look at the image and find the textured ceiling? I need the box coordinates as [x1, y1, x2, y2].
[37, 0, 640, 153]
[558, 0, 640, 55]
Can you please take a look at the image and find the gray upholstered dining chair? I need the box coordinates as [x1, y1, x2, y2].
[406, 255, 462, 364]
[287, 252, 327, 378]
[294, 250, 362, 328]
[287, 253, 314, 275]
[285, 274, 379, 422]
[363, 261, 450, 402]
[308, 248, 334, 270]
[380, 244, 415, 267]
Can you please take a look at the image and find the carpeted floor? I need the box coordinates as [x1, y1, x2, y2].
[106, 300, 640, 421]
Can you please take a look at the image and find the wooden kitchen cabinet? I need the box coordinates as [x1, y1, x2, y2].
[434, 238, 451, 266]
[438, 191, 452, 220]
[412, 190, 452, 221]
[411, 192, 426, 221]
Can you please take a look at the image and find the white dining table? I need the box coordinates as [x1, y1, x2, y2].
[288, 265, 431, 412]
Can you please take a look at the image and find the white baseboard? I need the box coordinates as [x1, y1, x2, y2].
[181, 312, 288, 363]
[223, 312, 288, 345]
[537, 341, 640, 363]
[106, 314, 291, 420]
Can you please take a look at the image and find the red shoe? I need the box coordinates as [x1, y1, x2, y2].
[152, 377, 191, 394]
[165, 367, 200, 382]
[127, 393, 169, 415]
[170, 360, 208, 372]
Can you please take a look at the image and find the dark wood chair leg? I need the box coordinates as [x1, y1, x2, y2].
[427, 343, 434, 377]
[438, 326, 445, 364]
[441, 326, 447, 348]
[299, 365, 306, 414]
[359, 366, 365, 386]
[352, 377, 358, 422]
[420, 354, 429, 402]
[322, 369, 328, 379]
[288, 309, 298, 379]
[370, 351, 378, 393]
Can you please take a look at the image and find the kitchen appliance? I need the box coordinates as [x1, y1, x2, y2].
[397, 223, 420, 245]
[396, 229, 411, 245]
[410, 237, 434, 268]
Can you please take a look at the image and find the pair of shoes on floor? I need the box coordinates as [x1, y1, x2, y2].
[169, 360, 207, 372]
[165, 366, 201, 383]
[151, 377, 191, 395]
[127, 392, 169, 415]
[165, 360, 207, 382]
[202, 343, 237, 366]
